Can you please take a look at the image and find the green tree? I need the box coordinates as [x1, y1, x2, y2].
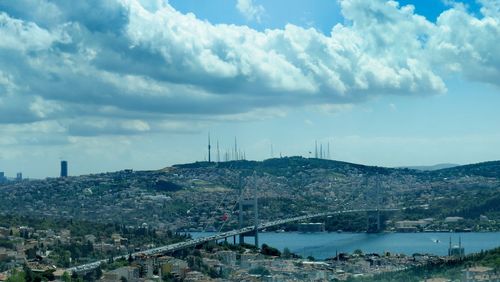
[282, 247, 292, 259]
[5, 270, 25, 282]
[249, 266, 270, 276]
[61, 272, 71, 282]
[261, 244, 281, 257]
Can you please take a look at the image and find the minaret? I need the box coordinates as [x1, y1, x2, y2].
[448, 237, 452, 256]
[208, 133, 211, 163]
[459, 236, 462, 258]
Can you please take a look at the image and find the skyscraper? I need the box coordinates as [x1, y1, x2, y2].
[60, 161, 68, 177]
[16, 172, 22, 181]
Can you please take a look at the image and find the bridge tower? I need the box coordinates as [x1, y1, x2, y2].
[366, 175, 382, 233]
[238, 180, 259, 248]
[366, 210, 381, 233]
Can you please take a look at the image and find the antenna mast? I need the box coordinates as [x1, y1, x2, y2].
[208, 133, 211, 163]
[216, 140, 220, 162]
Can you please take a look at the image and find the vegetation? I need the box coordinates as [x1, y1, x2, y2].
[249, 266, 271, 276]
[0, 215, 190, 269]
[348, 247, 500, 282]
[260, 244, 281, 257]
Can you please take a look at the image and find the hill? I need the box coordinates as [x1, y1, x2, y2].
[0, 157, 499, 232]
[431, 160, 500, 178]
[400, 163, 459, 171]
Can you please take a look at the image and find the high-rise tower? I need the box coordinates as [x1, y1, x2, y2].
[60, 160, 68, 177]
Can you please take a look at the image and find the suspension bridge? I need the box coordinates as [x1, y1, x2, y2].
[67, 207, 398, 273]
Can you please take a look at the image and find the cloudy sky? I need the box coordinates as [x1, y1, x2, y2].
[1, 0, 500, 178]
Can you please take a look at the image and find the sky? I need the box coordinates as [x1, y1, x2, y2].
[0, 0, 500, 178]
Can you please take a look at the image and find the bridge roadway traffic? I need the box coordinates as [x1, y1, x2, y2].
[67, 208, 398, 273]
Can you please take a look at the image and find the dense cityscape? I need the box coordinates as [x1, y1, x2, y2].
[0, 158, 499, 281]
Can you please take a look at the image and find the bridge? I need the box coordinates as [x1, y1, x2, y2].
[67, 208, 398, 273]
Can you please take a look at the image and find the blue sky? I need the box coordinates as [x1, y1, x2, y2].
[0, 0, 499, 178]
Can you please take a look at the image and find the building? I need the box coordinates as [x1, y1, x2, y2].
[479, 215, 489, 222]
[103, 266, 139, 282]
[0, 172, 5, 183]
[16, 173, 22, 181]
[60, 161, 68, 177]
[462, 266, 499, 282]
[158, 256, 188, 278]
[445, 216, 464, 223]
[217, 250, 237, 266]
[421, 278, 451, 282]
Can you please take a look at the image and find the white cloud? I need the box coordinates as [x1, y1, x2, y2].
[429, 1, 500, 85]
[0, 12, 62, 51]
[29, 96, 62, 119]
[0, 0, 498, 141]
[121, 120, 150, 132]
[236, 0, 265, 23]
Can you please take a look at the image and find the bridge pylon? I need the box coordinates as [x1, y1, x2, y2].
[366, 209, 381, 233]
[238, 181, 259, 248]
[366, 175, 382, 233]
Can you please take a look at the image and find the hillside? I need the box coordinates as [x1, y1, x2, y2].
[400, 163, 459, 171]
[430, 160, 500, 178]
[0, 157, 499, 232]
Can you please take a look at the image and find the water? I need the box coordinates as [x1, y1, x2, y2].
[189, 232, 500, 260]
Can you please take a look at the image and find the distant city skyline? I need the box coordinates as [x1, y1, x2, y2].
[1, 0, 500, 178]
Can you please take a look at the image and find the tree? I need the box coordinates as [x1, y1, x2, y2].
[71, 271, 79, 281]
[95, 266, 103, 280]
[249, 266, 270, 277]
[5, 270, 25, 282]
[25, 248, 37, 260]
[261, 244, 281, 257]
[61, 272, 71, 282]
[282, 247, 292, 259]
[162, 273, 175, 282]
[23, 265, 35, 282]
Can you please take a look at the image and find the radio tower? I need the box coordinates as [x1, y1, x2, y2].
[216, 140, 220, 162]
[208, 133, 211, 163]
[327, 142, 330, 159]
[315, 140, 318, 158]
[234, 137, 238, 161]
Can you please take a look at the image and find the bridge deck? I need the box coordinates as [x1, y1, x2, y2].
[67, 208, 398, 273]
